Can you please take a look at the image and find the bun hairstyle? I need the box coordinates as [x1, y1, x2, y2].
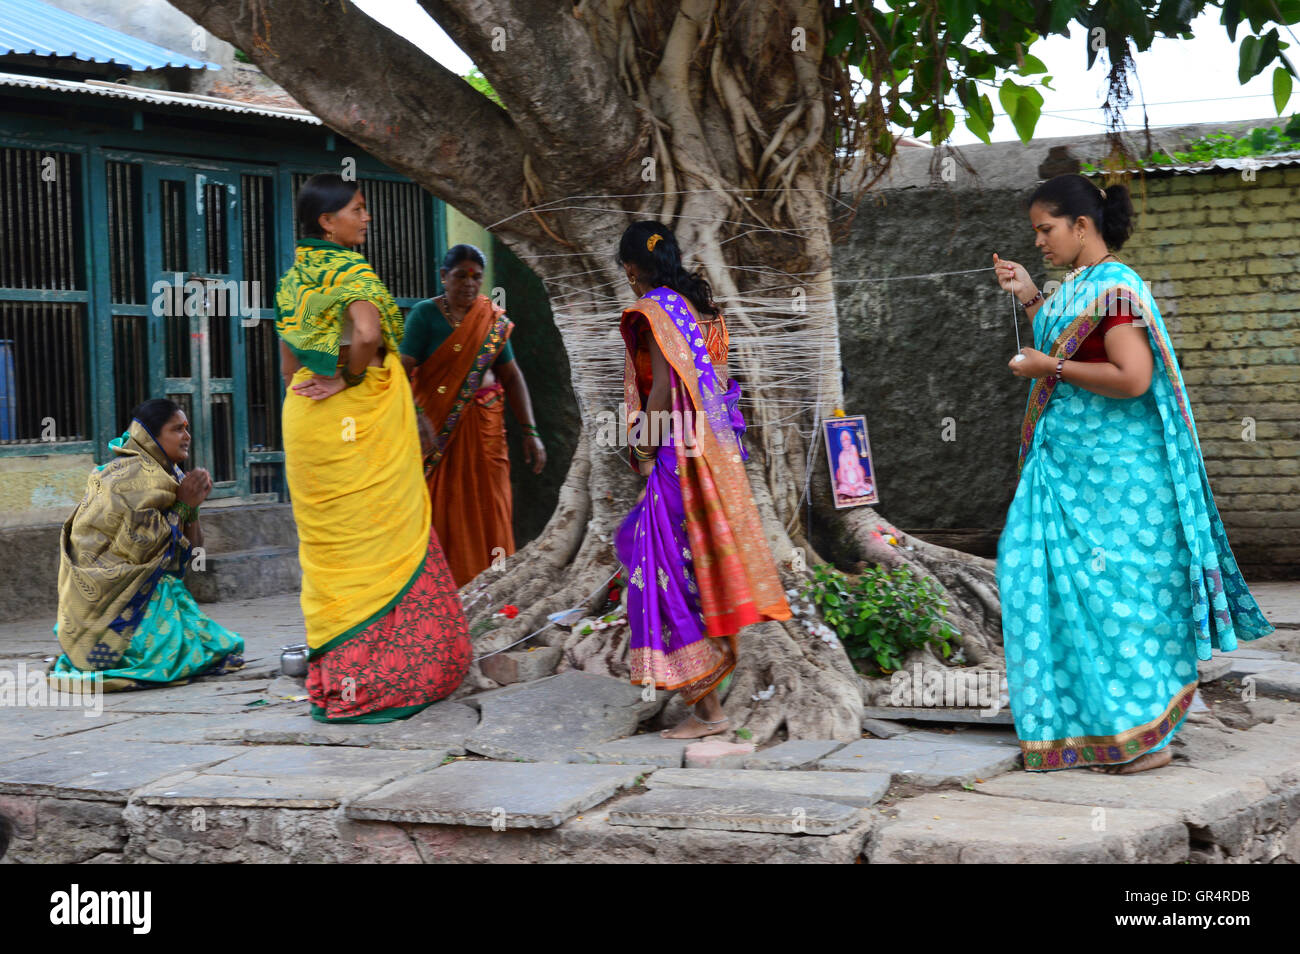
[131, 397, 183, 437]
[296, 173, 360, 238]
[442, 243, 486, 272]
[1029, 174, 1135, 250]
[616, 221, 720, 318]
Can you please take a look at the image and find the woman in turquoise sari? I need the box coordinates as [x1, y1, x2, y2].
[994, 174, 1272, 774]
[50, 399, 244, 691]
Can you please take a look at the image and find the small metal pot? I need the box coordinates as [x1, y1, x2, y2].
[280, 643, 309, 677]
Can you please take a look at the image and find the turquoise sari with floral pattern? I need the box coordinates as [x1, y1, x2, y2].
[997, 262, 1272, 771]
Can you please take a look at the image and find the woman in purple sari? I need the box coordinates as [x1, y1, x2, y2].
[614, 222, 791, 739]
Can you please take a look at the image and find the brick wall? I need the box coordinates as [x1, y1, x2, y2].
[1123, 167, 1300, 577]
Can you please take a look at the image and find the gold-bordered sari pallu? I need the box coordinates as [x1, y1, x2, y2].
[614, 287, 790, 703]
[409, 295, 516, 586]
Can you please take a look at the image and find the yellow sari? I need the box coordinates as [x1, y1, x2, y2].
[277, 242, 471, 723]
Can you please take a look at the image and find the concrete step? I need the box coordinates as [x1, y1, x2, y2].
[0, 503, 300, 619]
[196, 503, 298, 553]
[186, 546, 300, 604]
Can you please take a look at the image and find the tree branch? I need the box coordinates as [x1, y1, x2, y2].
[420, 0, 649, 197]
[171, 0, 547, 248]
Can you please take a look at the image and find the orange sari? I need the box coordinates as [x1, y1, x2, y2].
[409, 296, 515, 586]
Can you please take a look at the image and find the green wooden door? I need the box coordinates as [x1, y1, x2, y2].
[142, 164, 249, 498]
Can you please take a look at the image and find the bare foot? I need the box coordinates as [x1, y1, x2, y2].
[660, 713, 730, 740]
[1088, 748, 1173, 775]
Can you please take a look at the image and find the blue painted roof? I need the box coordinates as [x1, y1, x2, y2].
[0, 0, 219, 71]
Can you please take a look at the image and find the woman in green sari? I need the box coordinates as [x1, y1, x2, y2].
[50, 399, 245, 691]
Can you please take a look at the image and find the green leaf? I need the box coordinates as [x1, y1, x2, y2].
[826, 14, 858, 59]
[999, 80, 1044, 143]
[943, 0, 977, 40]
[1240, 34, 1264, 84]
[1275, 66, 1294, 115]
[1019, 53, 1049, 75]
[934, 108, 956, 143]
[1048, 2, 1074, 34]
[1222, 0, 1243, 42]
[735, 727, 753, 740]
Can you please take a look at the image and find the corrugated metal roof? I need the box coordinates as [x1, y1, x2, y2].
[1120, 153, 1300, 176]
[0, 0, 219, 70]
[0, 70, 320, 123]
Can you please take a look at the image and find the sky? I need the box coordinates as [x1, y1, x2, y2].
[353, 1, 1291, 145]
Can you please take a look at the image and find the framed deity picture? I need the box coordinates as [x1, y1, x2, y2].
[823, 415, 879, 509]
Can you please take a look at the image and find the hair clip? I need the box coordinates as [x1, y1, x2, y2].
[646, 233, 662, 252]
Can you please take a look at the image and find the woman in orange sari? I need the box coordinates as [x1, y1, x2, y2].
[401, 245, 546, 586]
[615, 222, 791, 738]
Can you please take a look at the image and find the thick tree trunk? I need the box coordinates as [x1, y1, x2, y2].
[176, 0, 1003, 743]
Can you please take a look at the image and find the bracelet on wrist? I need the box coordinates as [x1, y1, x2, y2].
[632, 444, 656, 462]
[1053, 358, 1066, 381]
[1021, 290, 1044, 309]
[341, 366, 366, 388]
[172, 500, 199, 524]
[523, 424, 540, 438]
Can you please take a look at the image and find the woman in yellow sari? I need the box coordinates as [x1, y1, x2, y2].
[401, 245, 546, 586]
[50, 399, 244, 690]
[276, 174, 471, 723]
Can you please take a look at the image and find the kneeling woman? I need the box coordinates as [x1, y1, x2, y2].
[615, 222, 791, 739]
[277, 173, 471, 723]
[50, 399, 245, 690]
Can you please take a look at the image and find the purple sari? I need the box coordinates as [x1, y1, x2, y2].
[614, 289, 749, 703]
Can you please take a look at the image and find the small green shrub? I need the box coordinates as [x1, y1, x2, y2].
[800, 563, 959, 674]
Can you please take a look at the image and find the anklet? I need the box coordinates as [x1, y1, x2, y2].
[691, 713, 729, 725]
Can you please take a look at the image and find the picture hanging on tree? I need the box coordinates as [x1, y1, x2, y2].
[824, 415, 878, 509]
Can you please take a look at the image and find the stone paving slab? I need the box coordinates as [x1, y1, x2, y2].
[742, 739, 847, 770]
[868, 792, 1188, 863]
[1250, 665, 1300, 701]
[861, 705, 1013, 725]
[463, 670, 663, 762]
[574, 733, 688, 767]
[0, 708, 139, 743]
[684, 738, 755, 768]
[52, 712, 248, 746]
[347, 760, 650, 829]
[0, 741, 246, 800]
[531, 811, 875, 863]
[1197, 656, 1231, 682]
[608, 788, 860, 835]
[974, 766, 1272, 827]
[1221, 657, 1290, 679]
[98, 680, 285, 715]
[906, 727, 1021, 747]
[861, 717, 912, 739]
[368, 700, 479, 753]
[820, 733, 1021, 785]
[135, 746, 445, 809]
[1191, 722, 1300, 792]
[198, 699, 479, 754]
[647, 768, 890, 807]
[1219, 648, 1285, 660]
[203, 708, 374, 746]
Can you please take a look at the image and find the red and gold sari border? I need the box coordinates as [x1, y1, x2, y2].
[1020, 681, 1196, 770]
